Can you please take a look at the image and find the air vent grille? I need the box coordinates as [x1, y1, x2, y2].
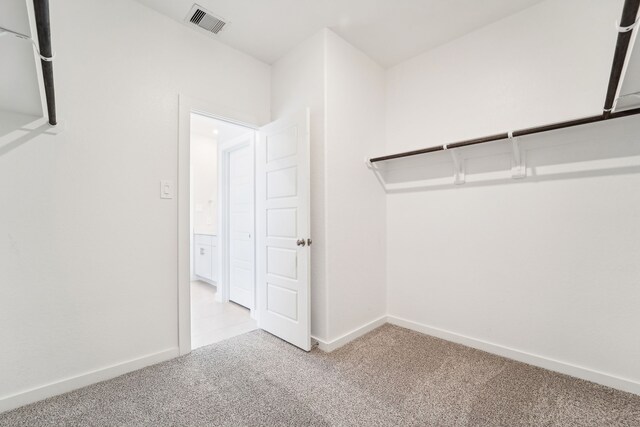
[190, 9, 206, 24]
[185, 4, 227, 35]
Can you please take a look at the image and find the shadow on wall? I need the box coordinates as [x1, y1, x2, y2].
[0, 110, 57, 157]
[372, 116, 640, 193]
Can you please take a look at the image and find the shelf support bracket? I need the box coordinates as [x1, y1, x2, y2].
[365, 156, 388, 191]
[365, 157, 374, 170]
[446, 146, 465, 185]
[509, 132, 526, 179]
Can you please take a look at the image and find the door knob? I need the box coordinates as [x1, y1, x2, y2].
[296, 239, 306, 247]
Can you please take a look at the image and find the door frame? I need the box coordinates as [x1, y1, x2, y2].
[218, 133, 257, 318]
[178, 94, 259, 355]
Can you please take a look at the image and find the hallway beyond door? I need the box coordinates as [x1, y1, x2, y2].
[190, 281, 257, 349]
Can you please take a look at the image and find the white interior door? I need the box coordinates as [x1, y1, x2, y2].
[225, 134, 255, 310]
[257, 109, 311, 351]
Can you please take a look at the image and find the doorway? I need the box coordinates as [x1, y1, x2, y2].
[178, 95, 312, 355]
[189, 112, 257, 350]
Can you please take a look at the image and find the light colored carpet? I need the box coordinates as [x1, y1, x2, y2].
[1, 324, 639, 426]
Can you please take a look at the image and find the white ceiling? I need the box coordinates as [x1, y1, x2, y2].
[191, 113, 252, 144]
[137, 0, 544, 67]
[0, 0, 43, 117]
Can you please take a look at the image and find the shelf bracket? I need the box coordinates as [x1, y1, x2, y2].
[509, 132, 526, 179]
[365, 156, 388, 190]
[446, 146, 465, 185]
[365, 157, 374, 170]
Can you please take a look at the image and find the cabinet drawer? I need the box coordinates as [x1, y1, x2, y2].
[195, 234, 214, 246]
[194, 243, 213, 280]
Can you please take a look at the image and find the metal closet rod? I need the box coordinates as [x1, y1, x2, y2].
[369, 0, 640, 164]
[33, 0, 56, 126]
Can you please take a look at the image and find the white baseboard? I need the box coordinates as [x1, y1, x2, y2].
[387, 315, 640, 396]
[0, 347, 180, 414]
[312, 315, 387, 352]
[3, 317, 637, 414]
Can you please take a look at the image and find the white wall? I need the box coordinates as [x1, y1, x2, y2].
[271, 29, 387, 344]
[0, 0, 269, 411]
[324, 31, 387, 339]
[271, 30, 329, 341]
[191, 133, 218, 236]
[3, 0, 638, 410]
[384, 0, 640, 393]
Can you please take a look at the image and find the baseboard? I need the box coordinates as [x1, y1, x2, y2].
[0, 347, 180, 414]
[312, 315, 387, 352]
[3, 319, 636, 414]
[387, 315, 640, 396]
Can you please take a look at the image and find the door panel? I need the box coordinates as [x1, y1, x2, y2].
[257, 109, 310, 351]
[267, 247, 298, 279]
[267, 209, 297, 237]
[266, 126, 298, 162]
[267, 167, 297, 198]
[266, 284, 298, 320]
[228, 137, 255, 310]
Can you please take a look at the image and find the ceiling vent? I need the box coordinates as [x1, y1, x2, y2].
[185, 4, 228, 35]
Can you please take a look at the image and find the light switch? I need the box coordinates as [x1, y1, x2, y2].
[160, 180, 174, 199]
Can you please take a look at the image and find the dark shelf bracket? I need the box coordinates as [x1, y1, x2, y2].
[33, 0, 57, 126]
[603, 0, 640, 117]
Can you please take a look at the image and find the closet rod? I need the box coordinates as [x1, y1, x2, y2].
[603, 0, 640, 117]
[369, 108, 640, 163]
[369, 0, 640, 164]
[33, 0, 56, 126]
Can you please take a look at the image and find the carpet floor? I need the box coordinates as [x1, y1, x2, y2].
[1, 324, 639, 426]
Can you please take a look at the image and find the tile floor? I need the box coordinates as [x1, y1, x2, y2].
[190, 280, 257, 349]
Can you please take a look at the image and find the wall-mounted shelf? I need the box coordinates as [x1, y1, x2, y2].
[367, 0, 640, 170]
